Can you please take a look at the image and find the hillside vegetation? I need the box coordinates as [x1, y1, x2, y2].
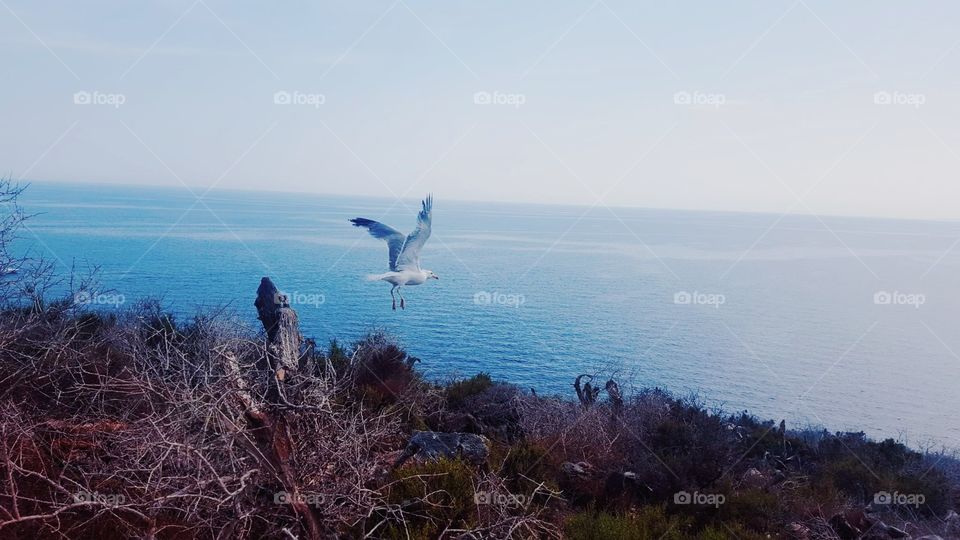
[0, 291, 956, 539]
[0, 182, 956, 539]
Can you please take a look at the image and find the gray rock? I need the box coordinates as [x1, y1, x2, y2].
[393, 431, 489, 468]
[560, 461, 595, 480]
[741, 467, 768, 489]
[786, 522, 811, 539]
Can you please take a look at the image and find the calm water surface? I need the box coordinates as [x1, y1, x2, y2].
[17, 182, 960, 448]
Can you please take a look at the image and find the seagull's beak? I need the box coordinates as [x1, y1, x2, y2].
[432, 274, 439, 280]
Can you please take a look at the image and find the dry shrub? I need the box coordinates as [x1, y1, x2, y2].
[0, 301, 403, 538]
[0, 295, 956, 538]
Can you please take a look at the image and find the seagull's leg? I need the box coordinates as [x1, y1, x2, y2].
[390, 286, 397, 311]
[399, 287, 405, 310]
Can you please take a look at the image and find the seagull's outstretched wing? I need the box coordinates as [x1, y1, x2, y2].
[350, 218, 404, 271]
[396, 195, 433, 271]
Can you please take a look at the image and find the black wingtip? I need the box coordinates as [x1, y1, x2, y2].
[350, 217, 372, 227]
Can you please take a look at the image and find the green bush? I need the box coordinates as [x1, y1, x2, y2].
[383, 458, 477, 539]
[496, 440, 557, 497]
[713, 487, 780, 533]
[565, 506, 769, 540]
[696, 523, 767, 540]
[349, 332, 415, 408]
[642, 404, 731, 491]
[565, 506, 690, 540]
[446, 372, 494, 407]
[326, 338, 350, 374]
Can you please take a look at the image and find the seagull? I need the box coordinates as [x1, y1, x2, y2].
[350, 195, 438, 310]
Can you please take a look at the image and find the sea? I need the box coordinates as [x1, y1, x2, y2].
[14, 181, 960, 448]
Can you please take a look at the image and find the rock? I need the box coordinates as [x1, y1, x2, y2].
[915, 536, 944, 540]
[741, 467, 768, 489]
[786, 522, 811, 540]
[560, 461, 595, 480]
[602, 470, 652, 507]
[559, 461, 601, 506]
[392, 431, 489, 468]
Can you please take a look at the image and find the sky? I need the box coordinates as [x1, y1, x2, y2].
[2, 0, 960, 220]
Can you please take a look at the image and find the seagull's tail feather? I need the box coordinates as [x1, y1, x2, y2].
[366, 273, 388, 282]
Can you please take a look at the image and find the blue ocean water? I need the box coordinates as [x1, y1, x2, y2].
[16, 181, 960, 447]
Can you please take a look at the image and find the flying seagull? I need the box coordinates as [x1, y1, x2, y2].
[350, 195, 438, 310]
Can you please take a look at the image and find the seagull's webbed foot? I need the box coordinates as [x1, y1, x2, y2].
[392, 298, 396, 310]
[400, 297, 405, 310]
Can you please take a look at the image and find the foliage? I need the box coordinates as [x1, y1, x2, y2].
[380, 458, 477, 539]
[445, 372, 493, 406]
[0, 287, 955, 538]
[565, 506, 690, 540]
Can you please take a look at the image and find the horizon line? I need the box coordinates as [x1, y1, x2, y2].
[20, 177, 960, 225]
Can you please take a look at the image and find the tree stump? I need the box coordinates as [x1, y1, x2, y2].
[235, 278, 322, 538]
[254, 277, 302, 402]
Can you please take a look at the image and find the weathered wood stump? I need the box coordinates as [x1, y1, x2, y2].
[254, 277, 303, 402]
[215, 278, 323, 539]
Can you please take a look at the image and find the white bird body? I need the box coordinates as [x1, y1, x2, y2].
[368, 269, 430, 287]
[352, 195, 437, 310]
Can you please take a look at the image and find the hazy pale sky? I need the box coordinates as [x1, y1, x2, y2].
[2, 1, 960, 219]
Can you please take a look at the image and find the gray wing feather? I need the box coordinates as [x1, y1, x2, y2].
[396, 195, 433, 271]
[349, 217, 405, 271]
